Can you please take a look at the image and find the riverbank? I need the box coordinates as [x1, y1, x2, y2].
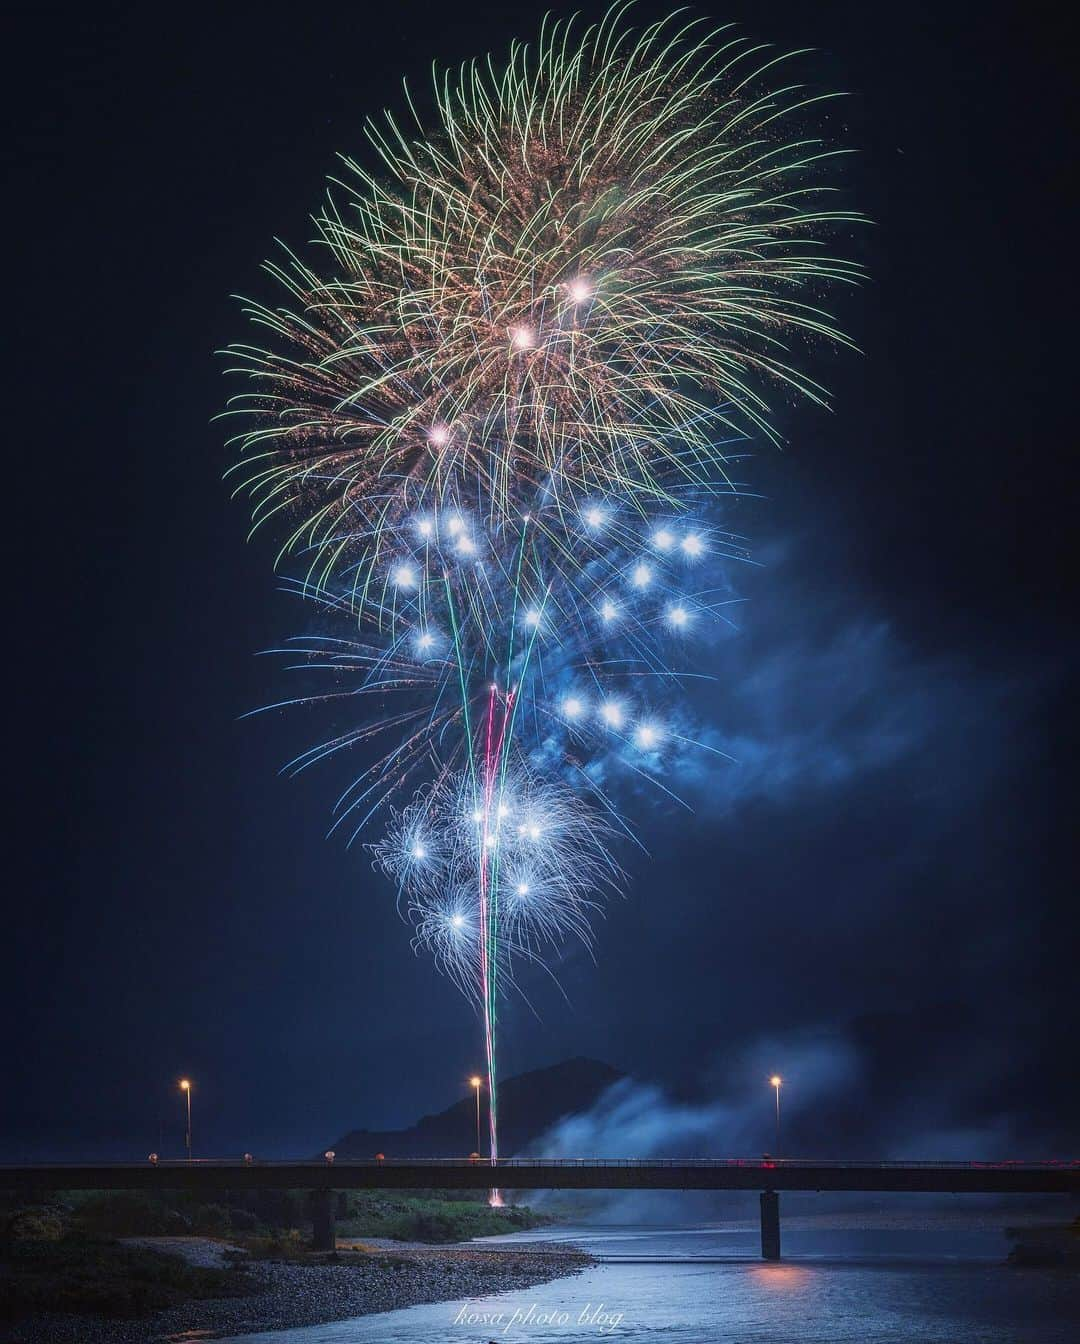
[3, 1237, 594, 1343]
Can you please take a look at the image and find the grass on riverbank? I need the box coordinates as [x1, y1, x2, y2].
[339, 1190, 549, 1242]
[1, 1187, 552, 1257]
[0, 1236, 252, 1320]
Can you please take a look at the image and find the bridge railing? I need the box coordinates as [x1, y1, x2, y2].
[2, 1157, 1075, 1171]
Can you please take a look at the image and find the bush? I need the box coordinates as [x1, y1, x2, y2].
[3, 1207, 66, 1243]
[70, 1193, 186, 1237]
[0, 1238, 252, 1320]
[192, 1204, 230, 1236]
[237, 1229, 307, 1260]
[335, 1190, 550, 1243]
[252, 1189, 306, 1229]
[409, 1212, 461, 1243]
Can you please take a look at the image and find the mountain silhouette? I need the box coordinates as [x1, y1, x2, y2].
[328, 1057, 622, 1159]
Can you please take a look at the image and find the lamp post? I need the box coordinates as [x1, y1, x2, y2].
[179, 1079, 192, 1161]
[469, 1076, 482, 1154]
[769, 1075, 782, 1155]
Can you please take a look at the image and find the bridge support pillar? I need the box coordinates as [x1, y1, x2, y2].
[760, 1190, 780, 1260]
[311, 1188, 336, 1251]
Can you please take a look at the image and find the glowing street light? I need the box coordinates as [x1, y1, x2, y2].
[469, 1076, 483, 1154]
[179, 1079, 192, 1161]
[770, 1075, 782, 1155]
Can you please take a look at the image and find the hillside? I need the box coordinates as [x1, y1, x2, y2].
[328, 1057, 621, 1159]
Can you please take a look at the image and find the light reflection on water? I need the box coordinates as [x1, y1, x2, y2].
[747, 1262, 813, 1290]
[217, 1224, 1080, 1344]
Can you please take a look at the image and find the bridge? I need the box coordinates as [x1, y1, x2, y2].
[5, 1158, 1077, 1260]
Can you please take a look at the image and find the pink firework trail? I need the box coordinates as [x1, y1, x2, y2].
[478, 682, 515, 1202]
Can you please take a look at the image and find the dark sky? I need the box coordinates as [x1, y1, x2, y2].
[5, 0, 1075, 1162]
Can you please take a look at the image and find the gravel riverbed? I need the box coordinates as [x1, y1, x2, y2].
[3, 1239, 595, 1343]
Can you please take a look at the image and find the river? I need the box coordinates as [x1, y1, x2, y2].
[217, 1216, 1079, 1342]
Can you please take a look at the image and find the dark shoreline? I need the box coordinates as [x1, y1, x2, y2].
[3, 1241, 595, 1343]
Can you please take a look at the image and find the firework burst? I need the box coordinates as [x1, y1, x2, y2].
[223, 6, 861, 1174]
[251, 491, 741, 840]
[221, 5, 860, 600]
[374, 760, 621, 1162]
[371, 763, 620, 995]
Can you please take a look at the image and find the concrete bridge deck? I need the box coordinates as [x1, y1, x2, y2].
[4, 1157, 1077, 1195]
[5, 1158, 1075, 1260]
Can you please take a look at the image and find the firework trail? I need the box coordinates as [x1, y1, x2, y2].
[372, 760, 620, 1159]
[222, 6, 861, 1174]
[252, 490, 743, 1174]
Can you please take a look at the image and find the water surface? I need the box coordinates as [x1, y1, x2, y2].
[219, 1219, 1080, 1343]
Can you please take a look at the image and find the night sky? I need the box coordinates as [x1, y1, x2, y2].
[6, 1, 1075, 1163]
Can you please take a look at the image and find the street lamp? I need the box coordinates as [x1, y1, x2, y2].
[179, 1079, 192, 1161]
[469, 1076, 483, 1154]
[769, 1076, 782, 1155]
